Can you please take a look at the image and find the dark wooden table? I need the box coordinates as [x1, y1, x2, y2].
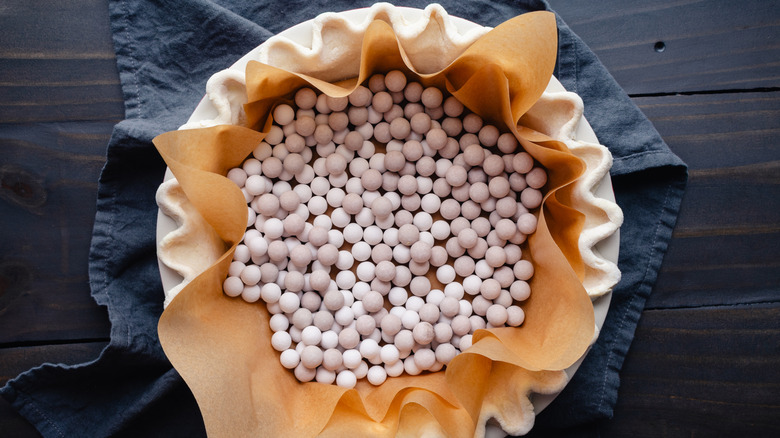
[1, 1, 778, 436]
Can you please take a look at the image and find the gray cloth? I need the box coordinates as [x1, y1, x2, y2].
[1, 1, 686, 437]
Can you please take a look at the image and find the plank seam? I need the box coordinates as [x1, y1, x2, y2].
[645, 299, 780, 311]
[630, 86, 780, 98]
[0, 338, 110, 350]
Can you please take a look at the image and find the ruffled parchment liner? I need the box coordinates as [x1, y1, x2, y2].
[153, 9, 615, 438]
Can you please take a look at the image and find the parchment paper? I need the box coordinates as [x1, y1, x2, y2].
[153, 11, 594, 437]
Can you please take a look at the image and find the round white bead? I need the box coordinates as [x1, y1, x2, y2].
[388, 287, 408, 306]
[436, 265, 456, 284]
[367, 365, 387, 386]
[342, 349, 362, 369]
[380, 344, 400, 364]
[271, 331, 292, 352]
[359, 338, 381, 360]
[336, 370, 357, 389]
[279, 349, 300, 369]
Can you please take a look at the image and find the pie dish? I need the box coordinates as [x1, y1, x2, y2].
[154, 4, 623, 436]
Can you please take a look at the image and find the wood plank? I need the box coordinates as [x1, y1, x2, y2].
[624, 91, 780, 308]
[0, 0, 115, 56]
[651, 231, 780, 308]
[0, 0, 124, 124]
[3, 308, 778, 436]
[0, 122, 113, 344]
[672, 162, 780, 235]
[603, 304, 780, 436]
[2, 0, 776, 124]
[0, 81, 124, 124]
[4, 0, 776, 124]
[634, 92, 780, 170]
[550, 0, 780, 94]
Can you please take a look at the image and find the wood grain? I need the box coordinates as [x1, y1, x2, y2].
[635, 92, 780, 171]
[633, 92, 780, 309]
[605, 304, 780, 437]
[550, 0, 780, 94]
[0, 0, 124, 124]
[652, 230, 780, 308]
[1, 0, 777, 124]
[0, 122, 113, 344]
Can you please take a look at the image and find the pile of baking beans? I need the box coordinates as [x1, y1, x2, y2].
[222, 70, 547, 388]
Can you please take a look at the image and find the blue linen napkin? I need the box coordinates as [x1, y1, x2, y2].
[1, 1, 686, 437]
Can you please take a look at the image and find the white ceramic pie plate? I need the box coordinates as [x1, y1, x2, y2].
[156, 6, 619, 436]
